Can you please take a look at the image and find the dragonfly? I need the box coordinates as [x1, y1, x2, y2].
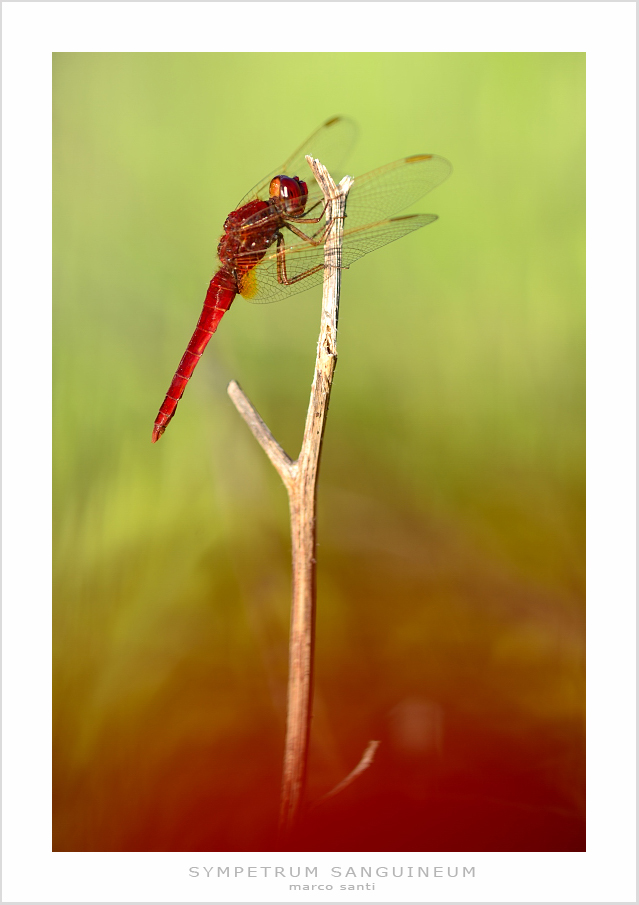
[152, 116, 451, 442]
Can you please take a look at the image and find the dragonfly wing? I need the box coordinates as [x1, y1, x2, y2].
[237, 116, 358, 207]
[338, 213, 439, 266]
[344, 155, 452, 230]
[240, 149, 450, 232]
[237, 242, 328, 305]
[280, 115, 357, 181]
[238, 213, 438, 306]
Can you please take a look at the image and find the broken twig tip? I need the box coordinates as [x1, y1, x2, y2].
[314, 740, 381, 807]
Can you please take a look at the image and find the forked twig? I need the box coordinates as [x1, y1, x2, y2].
[228, 156, 353, 840]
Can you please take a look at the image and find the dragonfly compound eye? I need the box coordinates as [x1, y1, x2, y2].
[269, 175, 308, 216]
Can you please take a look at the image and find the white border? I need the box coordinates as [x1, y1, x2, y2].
[2, 2, 636, 903]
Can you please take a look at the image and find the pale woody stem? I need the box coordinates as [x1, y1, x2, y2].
[228, 157, 352, 839]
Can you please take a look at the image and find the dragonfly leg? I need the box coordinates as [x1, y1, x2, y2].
[275, 232, 325, 286]
[283, 218, 331, 246]
[290, 198, 329, 224]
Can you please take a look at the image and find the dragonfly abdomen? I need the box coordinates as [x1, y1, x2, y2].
[151, 269, 237, 443]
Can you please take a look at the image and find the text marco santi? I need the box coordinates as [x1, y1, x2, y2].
[189, 865, 475, 890]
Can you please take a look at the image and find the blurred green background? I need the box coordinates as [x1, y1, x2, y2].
[53, 53, 585, 851]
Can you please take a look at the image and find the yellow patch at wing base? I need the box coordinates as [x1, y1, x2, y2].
[238, 269, 259, 300]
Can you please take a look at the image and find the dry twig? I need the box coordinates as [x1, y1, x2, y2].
[228, 156, 353, 839]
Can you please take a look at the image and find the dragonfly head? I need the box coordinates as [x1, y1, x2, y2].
[269, 175, 308, 217]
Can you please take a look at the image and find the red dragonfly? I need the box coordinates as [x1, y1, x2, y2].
[152, 117, 451, 442]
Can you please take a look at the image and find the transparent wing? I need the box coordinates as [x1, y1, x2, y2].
[237, 151, 451, 236]
[238, 214, 438, 305]
[344, 154, 452, 230]
[237, 115, 358, 207]
[227, 141, 451, 306]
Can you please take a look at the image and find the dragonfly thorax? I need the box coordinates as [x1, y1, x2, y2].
[217, 198, 277, 278]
